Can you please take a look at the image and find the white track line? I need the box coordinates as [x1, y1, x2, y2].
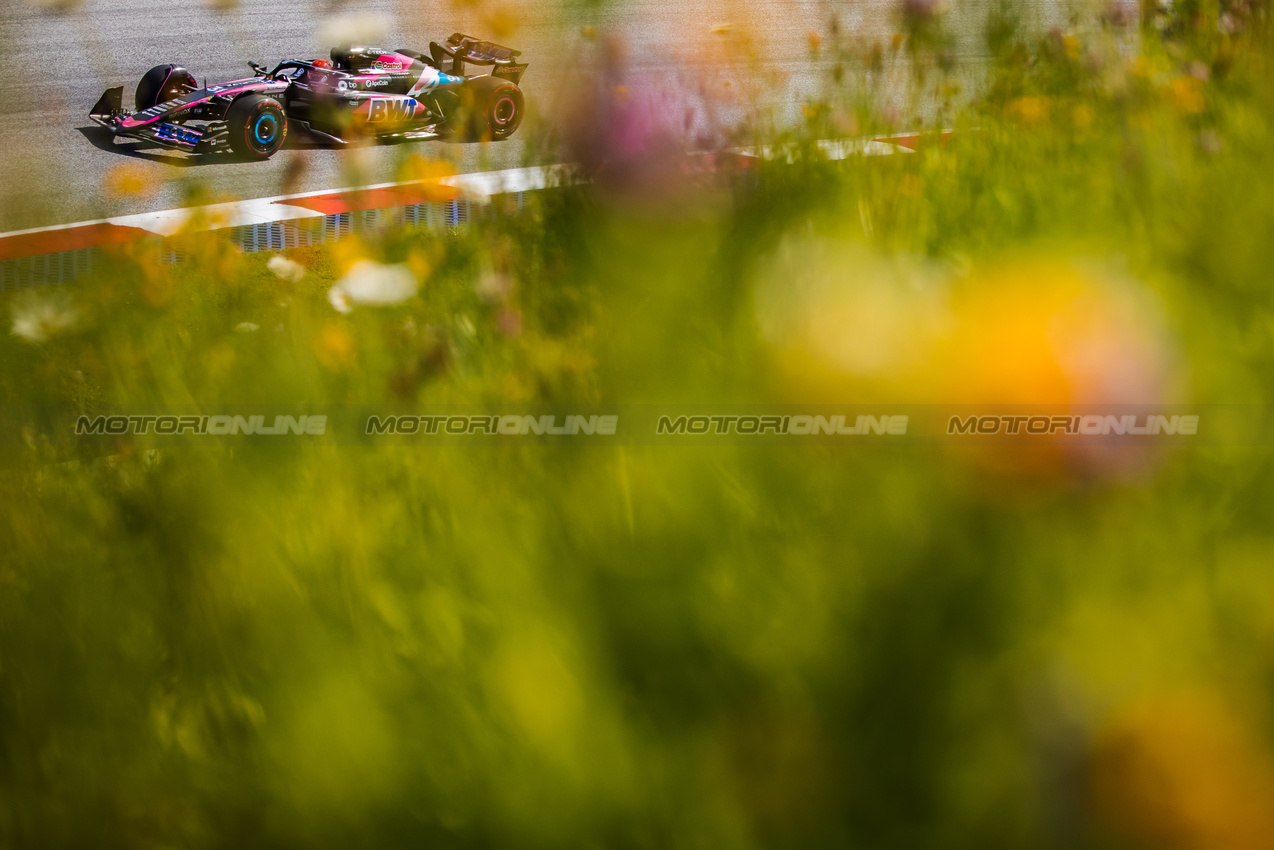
[1, 132, 950, 260]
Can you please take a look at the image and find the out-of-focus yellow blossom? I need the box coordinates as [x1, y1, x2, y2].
[314, 321, 355, 370]
[406, 247, 435, 284]
[103, 163, 161, 200]
[753, 239, 950, 399]
[1009, 96, 1050, 125]
[1090, 691, 1274, 850]
[937, 258, 1175, 405]
[831, 107, 860, 136]
[395, 154, 456, 186]
[1168, 76, 1206, 114]
[755, 244, 1176, 409]
[481, 4, 521, 41]
[1128, 55, 1155, 80]
[169, 230, 242, 287]
[331, 237, 369, 277]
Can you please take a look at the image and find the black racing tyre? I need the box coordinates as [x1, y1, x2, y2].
[446, 75, 524, 141]
[135, 64, 196, 112]
[226, 94, 289, 160]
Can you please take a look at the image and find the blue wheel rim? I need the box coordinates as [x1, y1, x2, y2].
[253, 114, 277, 144]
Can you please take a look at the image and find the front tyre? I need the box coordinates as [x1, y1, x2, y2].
[227, 94, 288, 160]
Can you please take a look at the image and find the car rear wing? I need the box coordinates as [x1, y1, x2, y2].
[430, 33, 528, 84]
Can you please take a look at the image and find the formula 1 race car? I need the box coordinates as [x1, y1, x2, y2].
[89, 34, 527, 159]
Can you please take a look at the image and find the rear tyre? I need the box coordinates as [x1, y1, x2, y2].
[226, 94, 289, 160]
[481, 79, 525, 140]
[135, 64, 196, 112]
[445, 75, 524, 141]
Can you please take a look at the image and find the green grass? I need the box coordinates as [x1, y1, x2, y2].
[4, 10, 1274, 849]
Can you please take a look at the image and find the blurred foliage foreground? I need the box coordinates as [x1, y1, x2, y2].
[5, 10, 1274, 850]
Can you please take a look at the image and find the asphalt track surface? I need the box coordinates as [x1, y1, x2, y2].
[0, 0, 1068, 232]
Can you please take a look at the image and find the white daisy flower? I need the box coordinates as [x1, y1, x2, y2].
[267, 255, 306, 283]
[10, 291, 79, 344]
[328, 261, 418, 314]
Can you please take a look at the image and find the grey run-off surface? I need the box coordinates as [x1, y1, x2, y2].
[0, 0, 1074, 232]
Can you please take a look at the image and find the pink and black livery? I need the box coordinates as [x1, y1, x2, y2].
[89, 34, 528, 159]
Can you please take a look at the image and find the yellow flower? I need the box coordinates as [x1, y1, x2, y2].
[395, 154, 455, 185]
[753, 239, 948, 397]
[1090, 691, 1274, 850]
[1168, 76, 1206, 115]
[103, 163, 161, 200]
[406, 246, 435, 283]
[1008, 96, 1049, 125]
[936, 257, 1173, 405]
[314, 322, 356, 370]
[481, 4, 520, 41]
[331, 237, 368, 277]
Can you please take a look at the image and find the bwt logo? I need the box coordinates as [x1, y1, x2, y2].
[76, 415, 328, 436]
[946, 414, 1199, 436]
[366, 99, 417, 122]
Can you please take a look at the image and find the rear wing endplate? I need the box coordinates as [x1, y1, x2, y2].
[430, 33, 528, 83]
